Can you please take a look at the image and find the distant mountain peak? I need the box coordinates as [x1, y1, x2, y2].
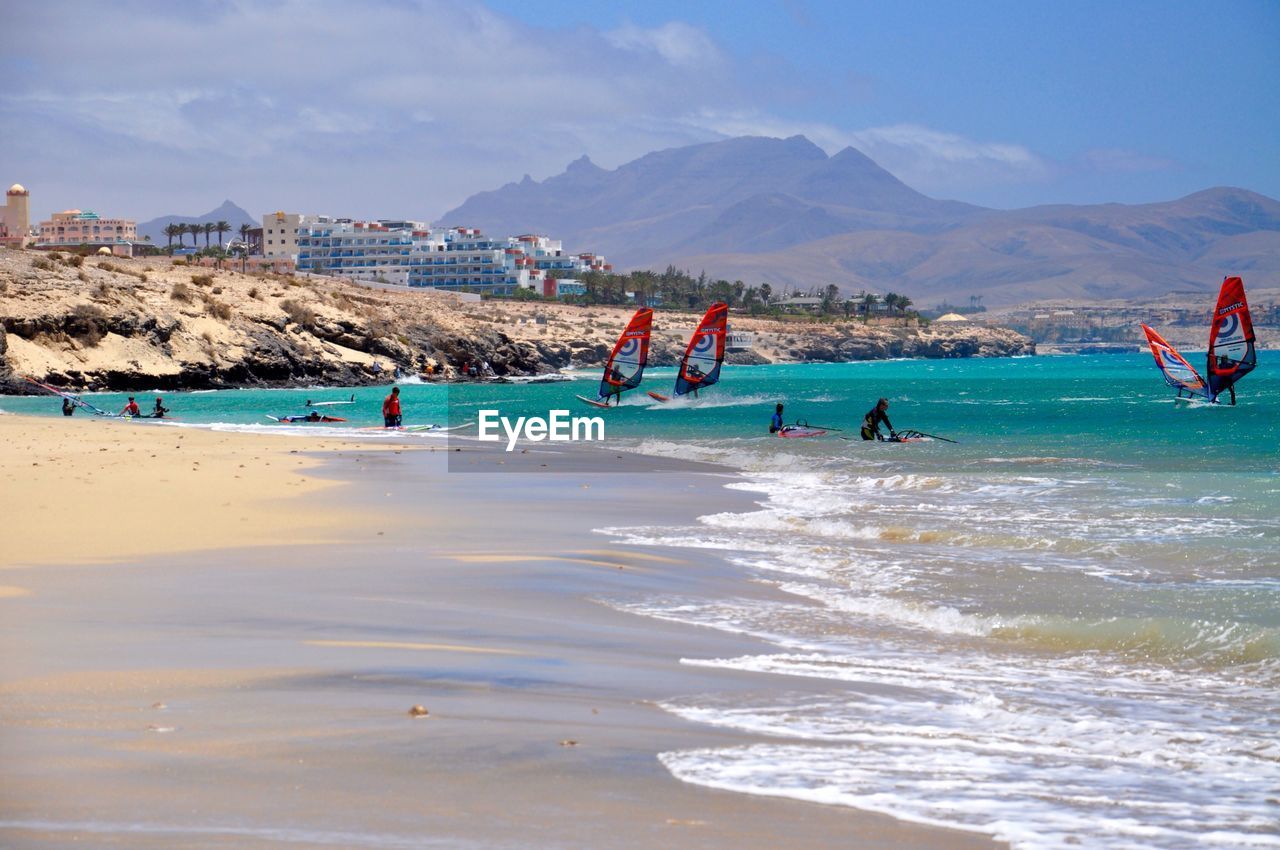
[566, 154, 601, 173]
[136, 200, 258, 244]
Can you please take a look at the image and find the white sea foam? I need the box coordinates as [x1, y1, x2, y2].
[602, 398, 1280, 849]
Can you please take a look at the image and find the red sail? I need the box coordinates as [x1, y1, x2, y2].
[1206, 276, 1256, 399]
[1141, 324, 1209, 399]
[675, 303, 728, 397]
[598, 308, 653, 400]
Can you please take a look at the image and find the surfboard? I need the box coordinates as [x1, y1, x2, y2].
[646, 391, 670, 403]
[777, 425, 828, 438]
[575, 394, 613, 409]
[266, 414, 347, 423]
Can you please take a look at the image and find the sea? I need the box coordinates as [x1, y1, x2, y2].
[4, 353, 1278, 849]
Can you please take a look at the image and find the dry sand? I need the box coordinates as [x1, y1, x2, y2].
[0, 414, 384, 569]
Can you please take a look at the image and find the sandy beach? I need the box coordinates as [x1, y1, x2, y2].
[0, 416, 1001, 849]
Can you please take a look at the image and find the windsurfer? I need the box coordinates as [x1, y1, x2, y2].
[770, 403, 784, 434]
[860, 398, 895, 441]
[121, 396, 140, 417]
[684, 363, 705, 398]
[152, 397, 169, 418]
[62, 398, 75, 416]
[382, 386, 402, 428]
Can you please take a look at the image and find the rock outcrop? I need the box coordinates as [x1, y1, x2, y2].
[0, 251, 1032, 393]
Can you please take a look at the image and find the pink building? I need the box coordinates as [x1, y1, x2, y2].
[37, 209, 137, 248]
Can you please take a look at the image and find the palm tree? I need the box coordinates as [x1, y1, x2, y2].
[897, 295, 913, 324]
[202, 222, 215, 247]
[861, 292, 879, 321]
[883, 292, 901, 317]
[185, 223, 200, 248]
[215, 220, 231, 248]
[163, 223, 179, 249]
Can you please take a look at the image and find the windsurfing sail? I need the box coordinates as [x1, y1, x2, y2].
[1206, 276, 1256, 400]
[674, 302, 728, 397]
[19, 374, 114, 416]
[1141, 324, 1210, 399]
[597, 308, 653, 401]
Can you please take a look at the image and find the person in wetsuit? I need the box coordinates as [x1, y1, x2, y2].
[152, 397, 169, 418]
[860, 398, 895, 441]
[769, 403, 784, 434]
[62, 398, 75, 416]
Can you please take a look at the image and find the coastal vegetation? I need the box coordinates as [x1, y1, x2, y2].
[516, 265, 920, 323]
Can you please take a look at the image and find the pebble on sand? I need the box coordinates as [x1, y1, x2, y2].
[408, 705, 429, 717]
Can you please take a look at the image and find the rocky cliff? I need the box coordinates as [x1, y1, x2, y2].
[0, 251, 1032, 393]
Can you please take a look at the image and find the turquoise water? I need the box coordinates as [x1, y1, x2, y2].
[5, 353, 1279, 848]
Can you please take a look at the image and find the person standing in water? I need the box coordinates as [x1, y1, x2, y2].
[152, 397, 169, 418]
[860, 398, 895, 441]
[62, 398, 75, 416]
[769, 403, 784, 434]
[382, 386, 402, 428]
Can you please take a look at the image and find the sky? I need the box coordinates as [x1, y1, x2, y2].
[1, 0, 1277, 224]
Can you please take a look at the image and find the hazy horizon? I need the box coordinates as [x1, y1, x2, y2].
[2, 0, 1277, 224]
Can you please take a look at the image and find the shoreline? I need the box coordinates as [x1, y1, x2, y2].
[0, 416, 1003, 849]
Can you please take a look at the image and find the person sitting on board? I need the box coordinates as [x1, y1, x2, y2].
[770, 403, 784, 434]
[62, 398, 75, 416]
[860, 398, 896, 441]
[121, 396, 141, 417]
[306, 411, 322, 422]
[152, 397, 169, 418]
[382, 386, 402, 428]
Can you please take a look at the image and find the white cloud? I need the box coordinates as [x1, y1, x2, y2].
[604, 21, 724, 69]
[847, 123, 1051, 189]
[0, 0, 1093, 221]
[692, 112, 1051, 196]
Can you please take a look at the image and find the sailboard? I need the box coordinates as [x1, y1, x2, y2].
[306, 394, 356, 407]
[777, 424, 828, 438]
[575, 394, 614, 409]
[1206, 276, 1256, 402]
[19, 374, 115, 417]
[578, 308, 653, 408]
[267, 414, 347, 423]
[1140, 324, 1210, 400]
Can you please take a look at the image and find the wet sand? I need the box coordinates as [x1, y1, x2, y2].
[0, 425, 1002, 849]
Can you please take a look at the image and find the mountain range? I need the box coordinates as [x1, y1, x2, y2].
[137, 200, 257, 245]
[441, 135, 1280, 305]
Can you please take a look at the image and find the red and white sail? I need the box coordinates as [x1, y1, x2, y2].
[1141, 324, 1210, 399]
[1206, 276, 1256, 400]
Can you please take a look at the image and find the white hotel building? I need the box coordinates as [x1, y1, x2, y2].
[294, 219, 608, 296]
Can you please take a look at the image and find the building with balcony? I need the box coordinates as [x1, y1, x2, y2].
[261, 211, 320, 259]
[36, 209, 137, 249]
[295, 220, 608, 296]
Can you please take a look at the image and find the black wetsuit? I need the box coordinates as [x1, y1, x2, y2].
[860, 406, 894, 441]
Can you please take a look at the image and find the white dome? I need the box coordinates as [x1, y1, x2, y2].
[7, 183, 27, 195]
